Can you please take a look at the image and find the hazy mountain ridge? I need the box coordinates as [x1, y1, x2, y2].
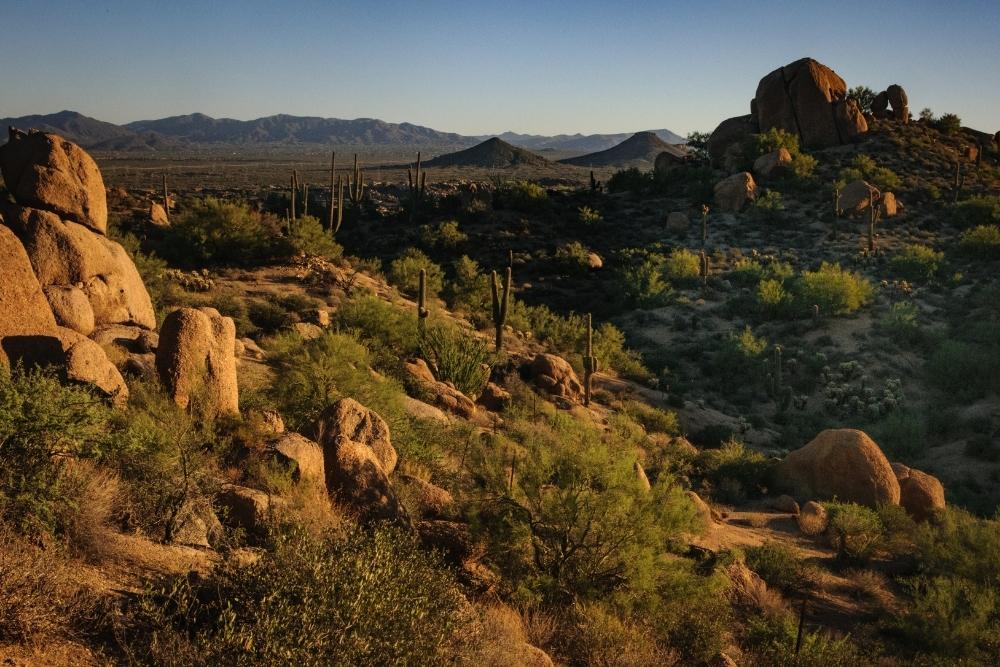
[0, 110, 685, 154]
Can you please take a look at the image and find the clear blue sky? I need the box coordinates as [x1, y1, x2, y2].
[1, 0, 997, 135]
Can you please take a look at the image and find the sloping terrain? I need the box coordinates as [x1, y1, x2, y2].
[424, 137, 551, 168]
[558, 130, 688, 167]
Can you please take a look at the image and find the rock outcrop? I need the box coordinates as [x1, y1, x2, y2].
[55, 327, 128, 404]
[43, 285, 95, 335]
[714, 172, 758, 212]
[271, 433, 326, 488]
[753, 148, 793, 179]
[0, 224, 58, 364]
[753, 58, 867, 149]
[708, 115, 758, 169]
[892, 463, 945, 521]
[774, 429, 901, 508]
[529, 353, 584, 402]
[0, 128, 108, 234]
[314, 397, 397, 474]
[404, 358, 478, 420]
[838, 179, 879, 215]
[155, 307, 239, 415]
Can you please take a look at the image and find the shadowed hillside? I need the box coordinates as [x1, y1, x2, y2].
[424, 137, 551, 168]
[559, 131, 689, 167]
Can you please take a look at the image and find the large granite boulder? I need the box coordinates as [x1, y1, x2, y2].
[0, 224, 58, 365]
[754, 58, 868, 149]
[892, 463, 945, 521]
[0, 129, 108, 234]
[774, 429, 901, 508]
[155, 307, 239, 415]
[529, 353, 584, 402]
[314, 397, 397, 474]
[707, 114, 759, 168]
[714, 171, 758, 212]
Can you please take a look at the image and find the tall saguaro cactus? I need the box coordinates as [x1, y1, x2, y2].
[583, 313, 600, 406]
[700, 249, 710, 287]
[407, 151, 427, 220]
[349, 154, 365, 204]
[867, 191, 881, 255]
[161, 173, 170, 224]
[490, 267, 512, 353]
[417, 268, 429, 334]
[701, 204, 710, 250]
[290, 170, 299, 223]
[327, 151, 337, 232]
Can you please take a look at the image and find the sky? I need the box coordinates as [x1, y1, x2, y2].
[0, 0, 997, 136]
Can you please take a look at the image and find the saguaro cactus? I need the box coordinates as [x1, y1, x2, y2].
[583, 313, 600, 406]
[700, 249, 710, 287]
[407, 151, 427, 220]
[701, 204, 710, 250]
[867, 196, 881, 255]
[833, 181, 841, 219]
[327, 151, 338, 232]
[417, 268, 429, 334]
[491, 266, 512, 353]
[290, 170, 299, 223]
[349, 154, 365, 204]
[161, 173, 170, 224]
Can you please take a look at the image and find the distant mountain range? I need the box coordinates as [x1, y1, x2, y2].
[0, 111, 686, 155]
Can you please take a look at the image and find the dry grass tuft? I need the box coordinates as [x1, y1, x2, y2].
[60, 461, 122, 560]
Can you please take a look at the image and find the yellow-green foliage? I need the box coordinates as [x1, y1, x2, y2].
[388, 248, 445, 298]
[838, 154, 901, 191]
[476, 401, 698, 604]
[664, 248, 701, 282]
[890, 244, 944, 282]
[798, 262, 873, 315]
[746, 128, 817, 178]
[165, 197, 286, 266]
[959, 225, 1000, 258]
[419, 220, 468, 249]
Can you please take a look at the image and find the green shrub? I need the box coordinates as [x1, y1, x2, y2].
[615, 249, 669, 307]
[480, 408, 697, 602]
[577, 206, 602, 225]
[446, 255, 490, 315]
[388, 248, 445, 299]
[891, 576, 999, 659]
[934, 113, 962, 135]
[877, 301, 923, 346]
[750, 190, 786, 224]
[270, 330, 407, 432]
[716, 326, 768, 378]
[757, 278, 792, 318]
[500, 181, 548, 211]
[0, 366, 114, 536]
[664, 248, 701, 283]
[287, 214, 342, 259]
[797, 263, 873, 315]
[419, 220, 467, 249]
[620, 400, 680, 436]
[946, 195, 1000, 229]
[554, 241, 593, 273]
[838, 154, 901, 191]
[333, 294, 421, 369]
[872, 408, 928, 459]
[696, 439, 772, 504]
[418, 325, 493, 398]
[848, 86, 876, 114]
[119, 525, 465, 666]
[164, 197, 287, 266]
[890, 244, 944, 282]
[927, 339, 1000, 400]
[745, 541, 814, 593]
[607, 167, 652, 194]
[825, 502, 883, 562]
[959, 225, 1000, 258]
[745, 128, 817, 179]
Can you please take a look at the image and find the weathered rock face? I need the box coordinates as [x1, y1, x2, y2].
[2, 203, 155, 329]
[325, 434, 408, 524]
[707, 114, 759, 168]
[654, 150, 686, 178]
[398, 474, 455, 519]
[774, 429, 901, 508]
[714, 171, 758, 212]
[872, 91, 890, 119]
[148, 202, 170, 228]
[217, 485, 284, 536]
[892, 463, 945, 521]
[55, 327, 128, 404]
[477, 382, 512, 412]
[0, 129, 108, 234]
[839, 179, 879, 215]
[754, 58, 868, 149]
[529, 353, 584, 402]
[753, 148, 793, 179]
[886, 84, 909, 123]
[155, 307, 239, 415]
[271, 433, 326, 488]
[314, 398, 397, 474]
[43, 285, 95, 335]
[0, 224, 58, 364]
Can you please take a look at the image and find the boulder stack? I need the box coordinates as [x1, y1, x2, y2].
[754, 58, 868, 149]
[0, 129, 156, 401]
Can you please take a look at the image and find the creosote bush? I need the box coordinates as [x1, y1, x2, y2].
[117, 525, 465, 666]
[388, 248, 445, 299]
